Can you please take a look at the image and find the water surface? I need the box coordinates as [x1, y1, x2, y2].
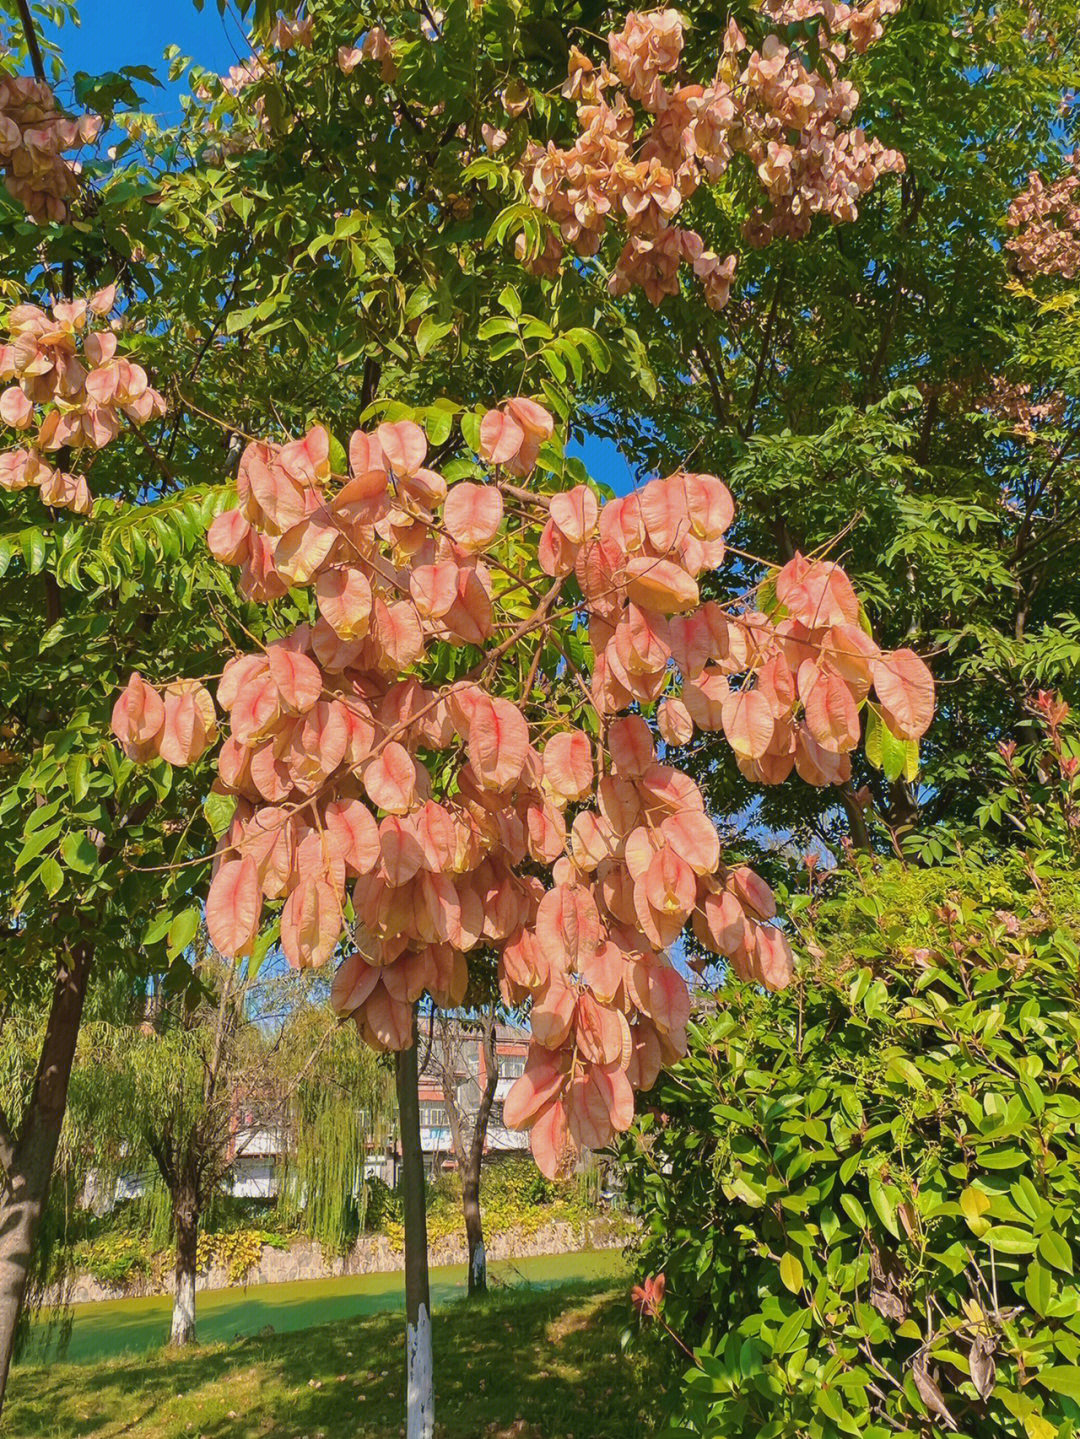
[26, 1248, 628, 1365]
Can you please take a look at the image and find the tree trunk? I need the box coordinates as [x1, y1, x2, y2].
[170, 1187, 199, 1346]
[396, 1025, 434, 1439]
[0, 942, 92, 1415]
[839, 781, 872, 852]
[464, 1012, 498, 1297]
[463, 1169, 486, 1295]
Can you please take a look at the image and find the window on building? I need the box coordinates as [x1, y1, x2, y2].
[419, 1103, 448, 1129]
[498, 1055, 526, 1079]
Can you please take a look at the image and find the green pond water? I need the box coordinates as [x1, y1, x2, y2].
[25, 1248, 627, 1366]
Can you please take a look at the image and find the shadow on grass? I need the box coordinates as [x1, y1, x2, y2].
[6, 1276, 671, 1439]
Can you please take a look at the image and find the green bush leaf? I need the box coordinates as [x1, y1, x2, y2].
[780, 1253, 804, 1293]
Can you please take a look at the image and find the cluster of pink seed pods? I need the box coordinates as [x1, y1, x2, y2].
[112, 398, 932, 1176]
[523, 8, 904, 305]
[0, 288, 166, 514]
[1007, 152, 1080, 280]
[0, 68, 99, 222]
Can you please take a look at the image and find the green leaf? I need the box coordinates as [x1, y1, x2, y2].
[869, 1178, 900, 1238]
[978, 1146, 1029, 1169]
[960, 1187, 991, 1224]
[167, 907, 201, 958]
[1038, 1231, 1073, 1273]
[38, 857, 63, 898]
[415, 315, 453, 359]
[203, 790, 237, 840]
[477, 316, 518, 341]
[498, 284, 522, 319]
[985, 1224, 1038, 1254]
[885, 1056, 926, 1091]
[15, 823, 61, 872]
[143, 912, 175, 947]
[1024, 1417, 1058, 1439]
[840, 1194, 867, 1229]
[65, 755, 90, 803]
[772, 1308, 812, 1356]
[61, 833, 99, 874]
[1039, 1366, 1080, 1400]
[780, 1253, 804, 1294]
[1025, 1262, 1053, 1317]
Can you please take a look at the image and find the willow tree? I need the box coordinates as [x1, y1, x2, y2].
[278, 998, 396, 1253]
[93, 943, 391, 1345]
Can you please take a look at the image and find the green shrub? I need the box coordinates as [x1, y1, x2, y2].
[378, 1154, 597, 1250]
[70, 1234, 154, 1289]
[622, 854, 1080, 1438]
[363, 1175, 402, 1234]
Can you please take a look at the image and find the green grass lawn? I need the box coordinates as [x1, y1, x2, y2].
[6, 1275, 671, 1437]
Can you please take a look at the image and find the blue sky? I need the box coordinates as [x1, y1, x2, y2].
[33, 2, 636, 492]
[41, 1, 240, 109]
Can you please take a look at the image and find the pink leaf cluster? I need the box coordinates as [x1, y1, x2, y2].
[0, 288, 165, 514]
[524, 8, 904, 305]
[112, 400, 933, 1178]
[1007, 153, 1080, 280]
[0, 71, 100, 223]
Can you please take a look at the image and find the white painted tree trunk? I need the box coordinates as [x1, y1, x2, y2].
[406, 1302, 434, 1439]
[396, 1027, 434, 1439]
[170, 1196, 198, 1347]
[170, 1264, 196, 1346]
[470, 1240, 487, 1292]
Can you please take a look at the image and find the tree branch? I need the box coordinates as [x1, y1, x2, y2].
[15, 0, 47, 83]
[470, 1006, 499, 1175]
[694, 341, 730, 430]
[741, 263, 787, 439]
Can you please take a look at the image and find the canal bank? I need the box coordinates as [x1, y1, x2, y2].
[26, 1247, 630, 1364]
